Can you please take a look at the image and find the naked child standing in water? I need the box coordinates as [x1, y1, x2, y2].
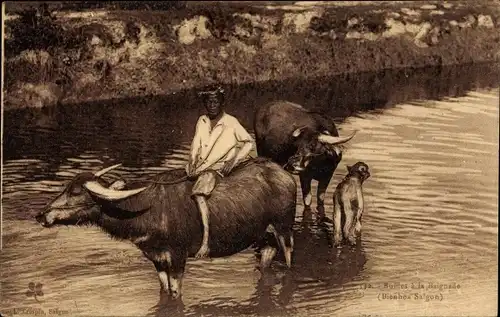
[332, 162, 371, 247]
[186, 85, 255, 258]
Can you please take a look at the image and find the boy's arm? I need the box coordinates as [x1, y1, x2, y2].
[219, 120, 254, 176]
[195, 119, 254, 174]
[356, 184, 364, 214]
[234, 142, 253, 164]
[187, 118, 203, 172]
[233, 120, 254, 163]
[194, 132, 233, 173]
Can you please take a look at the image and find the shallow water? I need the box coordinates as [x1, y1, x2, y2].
[1, 63, 499, 317]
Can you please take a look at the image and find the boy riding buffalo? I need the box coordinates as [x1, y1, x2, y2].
[186, 85, 254, 258]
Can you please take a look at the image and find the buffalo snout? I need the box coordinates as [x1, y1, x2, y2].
[284, 153, 311, 174]
[289, 162, 306, 174]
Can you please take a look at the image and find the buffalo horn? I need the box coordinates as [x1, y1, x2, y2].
[83, 181, 148, 201]
[317, 131, 357, 145]
[94, 164, 123, 177]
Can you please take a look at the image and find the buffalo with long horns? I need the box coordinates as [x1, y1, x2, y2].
[35, 158, 297, 299]
[254, 101, 356, 217]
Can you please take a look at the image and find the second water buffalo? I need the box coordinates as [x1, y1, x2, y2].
[254, 100, 356, 215]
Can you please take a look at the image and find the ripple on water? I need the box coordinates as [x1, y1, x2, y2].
[1, 87, 498, 316]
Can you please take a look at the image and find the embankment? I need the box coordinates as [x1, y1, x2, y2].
[4, 1, 500, 110]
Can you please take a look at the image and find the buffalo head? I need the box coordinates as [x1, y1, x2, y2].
[285, 127, 356, 174]
[35, 164, 147, 227]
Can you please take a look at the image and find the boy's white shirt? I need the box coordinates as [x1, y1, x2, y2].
[187, 112, 253, 174]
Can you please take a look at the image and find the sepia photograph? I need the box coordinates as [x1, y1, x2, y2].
[1, 1, 498, 316]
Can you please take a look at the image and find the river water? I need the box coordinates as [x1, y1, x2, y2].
[1, 63, 498, 317]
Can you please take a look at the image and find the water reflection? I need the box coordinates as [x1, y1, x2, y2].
[2, 62, 499, 317]
[149, 207, 367, 317]
[3, 62, 499, 169]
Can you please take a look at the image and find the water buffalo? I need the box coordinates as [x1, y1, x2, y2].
[35, 158, 297, 299]
[254, 100, 356, 216]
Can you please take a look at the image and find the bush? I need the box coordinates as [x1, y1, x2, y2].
[5, 50, 56, 86]
[5, 3, 85, 58]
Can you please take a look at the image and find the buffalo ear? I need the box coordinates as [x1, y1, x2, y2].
[346, 165, 352, 172]
[292, 126, 306, 138]
[328, 144, 342, 156]
[110, 179, 126, 190]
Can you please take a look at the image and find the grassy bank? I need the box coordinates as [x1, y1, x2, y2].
[4, 1, 500, 109]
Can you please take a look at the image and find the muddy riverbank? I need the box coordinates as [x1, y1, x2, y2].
[3, 1, 500, 109]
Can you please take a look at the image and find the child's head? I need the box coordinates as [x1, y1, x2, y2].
[199, 85, 225, 119]
[346, 161, 370, 181]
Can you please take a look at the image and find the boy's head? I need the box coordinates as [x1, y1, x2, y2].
[199, 85, 225, 119]
[346, 161, 370, 181]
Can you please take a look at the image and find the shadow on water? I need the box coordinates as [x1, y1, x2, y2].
[3, 62, 499, 317]
[3, 62, 499, 171]
[149, 208, 367, 317]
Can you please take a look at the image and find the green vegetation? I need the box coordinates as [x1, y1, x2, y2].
[4, 1, 500, 109]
